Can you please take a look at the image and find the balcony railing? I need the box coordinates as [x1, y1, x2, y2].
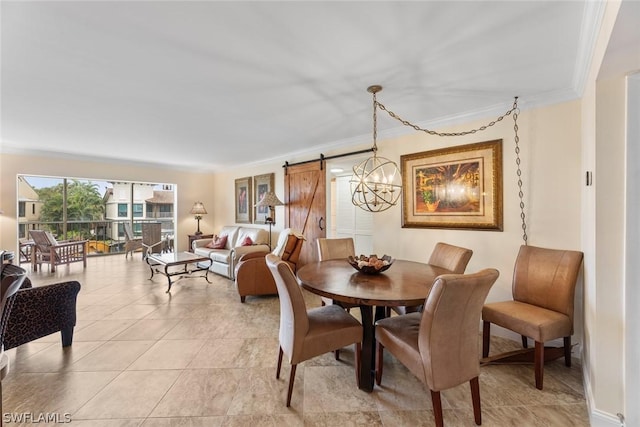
[19, 219, 175, 256]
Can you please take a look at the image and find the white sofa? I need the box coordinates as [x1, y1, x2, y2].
[192, 226, 269, 280]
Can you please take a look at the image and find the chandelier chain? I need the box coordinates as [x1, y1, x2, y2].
[375, 97, 519, 137]
[513, 103, 528, 244]
[372, 91, 378, 152]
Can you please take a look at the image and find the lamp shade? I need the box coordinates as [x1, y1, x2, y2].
[255, 192, 284, 208]
[190, 202, 207, 215]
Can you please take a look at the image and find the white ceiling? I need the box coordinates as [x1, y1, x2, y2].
[0, 1, 615, 173]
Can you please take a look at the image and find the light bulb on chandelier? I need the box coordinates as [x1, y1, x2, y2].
[350, 85, 402, 213]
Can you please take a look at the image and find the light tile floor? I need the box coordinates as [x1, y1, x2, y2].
[3, 255, 591, 426]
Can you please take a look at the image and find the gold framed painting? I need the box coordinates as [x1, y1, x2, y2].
[401, 139, 503, 230]
[234, 176, 253, 224]
[253, 173, 275, 224]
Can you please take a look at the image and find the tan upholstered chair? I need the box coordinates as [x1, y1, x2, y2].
[316, 237, 357, 309]
[266, 254, 363, 407]
[317, 237, 355, 262]
[123, 222, 143, 259]
[391, 242, 473, 316]
[234, 229, 305, 303]
[375, 269, 499, 427]
[482, 245, 583, 390]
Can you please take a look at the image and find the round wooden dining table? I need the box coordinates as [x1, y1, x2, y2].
[296, 259, 452, 392]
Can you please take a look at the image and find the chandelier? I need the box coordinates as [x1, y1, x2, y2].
[350, 85, 402, 213]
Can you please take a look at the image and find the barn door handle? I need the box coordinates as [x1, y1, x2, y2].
[318, 217, 325, 231]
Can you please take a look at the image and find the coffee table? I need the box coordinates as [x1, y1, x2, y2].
[146, 251, 212, 293]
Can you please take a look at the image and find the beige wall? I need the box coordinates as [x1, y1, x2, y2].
[212, 100, 584, 343]
[0, 153, 216, 253]
[375, 100, 583, 325]
[594, 75, 626, 422]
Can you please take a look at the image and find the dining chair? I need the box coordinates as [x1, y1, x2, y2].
[482, 245, 583, 390]
[0, 260, 28, 423]
[316, 237, 357, 309]
[266, 254, 363, 407]
[375, 268, 499, 427]
[391, 242, 473, 316]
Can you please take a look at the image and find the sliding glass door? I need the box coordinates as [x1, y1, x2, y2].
[18, 175, 176, 256]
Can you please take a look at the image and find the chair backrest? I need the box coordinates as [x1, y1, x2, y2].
[266, 254, 309, 362]
[316, 238, 355, 261]
[272, 229, 305, 271]
[418, 268, 499, 391]
[29, 230, 54, 250]
[512, 245, 584, 320]
[427, 242, 473, 273]
[0, 264, 27, 343]
[123, 223, 136, 241]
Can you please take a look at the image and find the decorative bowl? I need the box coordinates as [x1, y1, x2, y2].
[347, 254, 394, 275]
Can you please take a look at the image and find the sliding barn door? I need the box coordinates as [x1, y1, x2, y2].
[284, 161, 326, 268]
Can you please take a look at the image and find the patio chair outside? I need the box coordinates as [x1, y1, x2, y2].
[29, 230, 88, 273]
[142, 222, 163, 258]
[124, 222, 143, 259]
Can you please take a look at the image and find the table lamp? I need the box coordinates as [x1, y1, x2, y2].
[189, 202, 207, 235]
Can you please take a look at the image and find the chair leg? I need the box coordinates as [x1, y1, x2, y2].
[430, 390, 444, 427]
[276, 346, 283, 379]
[564, 336, 572, 367]
[375, 341, 384, 386]
[482, 321, 490, 358]
[534, 341, 544, 390]
[240, 296, 246, 303]
[286, 364, 297, 407]
[61, 327, 74, 347]
[470, 376, 481, 425]
[355, 342, 361, 388]
[335, 349, 340, 360]
[521, 335, 528, 349]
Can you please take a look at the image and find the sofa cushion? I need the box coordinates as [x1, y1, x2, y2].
[210, 250, 232, 264]
[218, 226, 240, 248]
[236, 227, 268, 247]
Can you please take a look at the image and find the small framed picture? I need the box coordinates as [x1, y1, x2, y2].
[253, 173, 275, 224]
[234, 176, 252, 224]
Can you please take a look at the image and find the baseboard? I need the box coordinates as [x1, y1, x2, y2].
[583, 362, 623, 427]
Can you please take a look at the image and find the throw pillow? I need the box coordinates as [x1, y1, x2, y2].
[206, 235, 227, 249]
[205, 235, 218, 249]
[241, 236, 253, 246]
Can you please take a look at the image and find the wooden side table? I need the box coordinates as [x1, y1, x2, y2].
[188, 234, 213, 252]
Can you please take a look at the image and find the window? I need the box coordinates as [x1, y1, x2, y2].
[17, 175, 176, 256]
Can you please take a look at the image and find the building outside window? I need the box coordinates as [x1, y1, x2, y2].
[18, 201, 25, 217]
[118, 203, 128, 217]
